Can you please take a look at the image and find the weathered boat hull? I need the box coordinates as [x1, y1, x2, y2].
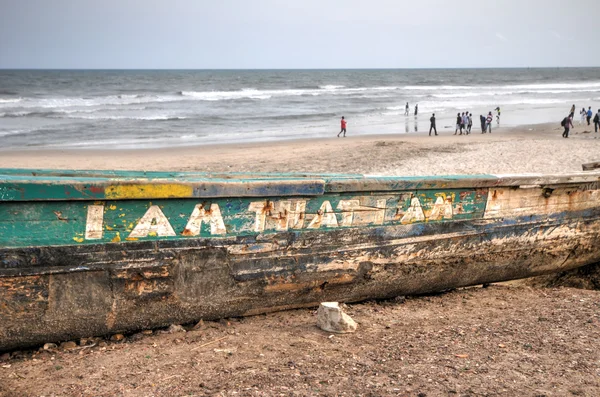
[1, 169, 600, 350]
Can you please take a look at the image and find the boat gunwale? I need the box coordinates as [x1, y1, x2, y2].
[0, 168, 599, 201]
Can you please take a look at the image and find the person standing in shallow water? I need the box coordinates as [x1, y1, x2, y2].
[414, 104, 418, 116]
[480, 115, 486, 133]
[429, 113, 438, 136]
[405, 102, 409, 116]
[337, 116, 347, 137]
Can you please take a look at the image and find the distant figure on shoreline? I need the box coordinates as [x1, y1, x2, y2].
[455, 113, 463, 135]
[405, 102, 409, 116]
[570, 104, 576, 118]
[562, 114, 573, 138]
[580, 107, 587, 124]
[462, 112, 468, 135]
[414, 104, 418, 116]
[586, 107, 593, 126]
[494, 107, 501, 124]
[429, 113, 438, 136]
[480, 115, 486, 133]
[467, 113, 473, 134]
[337, 116, 347, 137]
[594, 110, 600, 133]
[485, 112, 493, 133]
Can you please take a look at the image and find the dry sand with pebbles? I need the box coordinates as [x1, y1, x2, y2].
[1, 123, 600, 397]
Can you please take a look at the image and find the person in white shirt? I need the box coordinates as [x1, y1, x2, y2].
[485, 112, 493, 133]
[467, 113, 473, 134]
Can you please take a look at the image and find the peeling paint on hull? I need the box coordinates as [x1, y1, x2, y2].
[1, 169, 600, 350]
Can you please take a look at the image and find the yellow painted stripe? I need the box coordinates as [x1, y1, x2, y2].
[105, 184, 193, 199]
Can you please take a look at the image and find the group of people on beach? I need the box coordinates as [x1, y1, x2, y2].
[338, 105, 503, 137]
[562, 104, 600, 138]
[429, 108, 500, 136]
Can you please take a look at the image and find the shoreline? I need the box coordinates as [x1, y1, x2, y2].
[1, 121, 599, 176]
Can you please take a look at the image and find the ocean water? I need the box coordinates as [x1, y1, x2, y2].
[1, 68, 599, 150]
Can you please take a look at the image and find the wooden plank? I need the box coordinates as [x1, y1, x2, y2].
[2, 169, 600, 201]
[0, 179, 327, 201]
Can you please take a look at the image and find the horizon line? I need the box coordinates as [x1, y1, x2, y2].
[1, 66, 599, 71]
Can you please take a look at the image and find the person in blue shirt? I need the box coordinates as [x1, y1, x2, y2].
[587, 107, 593, 126]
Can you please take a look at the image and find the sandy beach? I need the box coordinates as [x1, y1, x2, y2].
[1, 121, 600, 396]
[1, 123, 599, 176]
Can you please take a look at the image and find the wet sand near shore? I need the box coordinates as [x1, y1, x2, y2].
[1, 122, 599, 176]
[1, 121, 600, 396]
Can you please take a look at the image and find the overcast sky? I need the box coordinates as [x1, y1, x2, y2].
[1, 0, 599, 69]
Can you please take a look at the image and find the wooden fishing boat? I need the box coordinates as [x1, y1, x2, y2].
[1, 168, 600, 350]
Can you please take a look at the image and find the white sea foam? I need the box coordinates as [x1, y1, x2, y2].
[319, 85, 345, 89]
[0, 95, 181, 109]
[404, 82, 600, 92]
[64, 114, 187, 121]
[0, 128, 34, 137]
[0, 98, 22, 104]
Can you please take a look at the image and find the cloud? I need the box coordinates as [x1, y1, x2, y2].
[495, 32, 508, 42]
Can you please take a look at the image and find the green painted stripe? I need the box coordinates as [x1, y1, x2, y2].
[0, 188, 488, 248]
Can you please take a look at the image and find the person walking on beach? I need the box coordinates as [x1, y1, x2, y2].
[580, 107, 587, 124]
[462, 112, 469, 135]
[594, 110, 600, 133]
[405, 102, 409, 116]
[337, 116, 347, 137]
[467, 113, 473, 134]
[494, 107, 501, 124]
[485, 112, 493, 133]
[429, 113, 438, 136]
[586, 107, 593, 126]
[562, 114, 573, 138]
[570, 104, 576, 118]
[454, 113, 462, 135]
[480, 115, 486, 133]
[414, 104, 418, 116]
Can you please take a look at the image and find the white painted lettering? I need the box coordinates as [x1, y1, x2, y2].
[338, 199, 386, 226]
[401, 197, 425, 224]
[248, 201, 268, 232]
[428, 196, 453, 220]
[183, 204, 226, 236]
[128, 205, 176, 238]
[307, 201, 339, 229]
[273, 200, 307, 231]
[85, 205, 104, 240]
